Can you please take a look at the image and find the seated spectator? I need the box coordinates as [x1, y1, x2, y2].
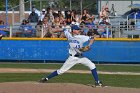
[80, 9, 90, 23]
[101, 30, 111, 38]
[52, 16, 61, 37]
[65, 10, 71, 19]
[65, 18, 72, 25]
[71, 10, 77, 22]
[80, 22, 89, 35]
[39, 9, 46, 21]
[99, 5, 110, 23]
[86, 18, 95, 29]
[45, 7, 54, 23]
[98, 19, 111, 38]
[42, 16, 56, 38]
[28, 8, 39, 23]
[87, 29, 101, 38]
[0, 20, 9, 37]
[59, 14, 65, 25]
[19, 19, 34, 37]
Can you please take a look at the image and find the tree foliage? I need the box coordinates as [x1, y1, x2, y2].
[0, 0, 98, 14]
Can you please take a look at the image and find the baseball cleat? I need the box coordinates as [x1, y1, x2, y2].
[95, 81, 103, 87]
[39, 78, 48, 83]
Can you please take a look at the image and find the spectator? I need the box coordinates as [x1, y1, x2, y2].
[98, 19, 111, 38]
[42, 16, 55, 38]
[59, 14, 65, 25]
[28, 8, 39, 23]
[45, 7, 54, 23]
[99, 5, 110, 23]
[52, 16, 65, 38]
[80, 22, 89, 35]
[80, 9, 90, 23]
[19, 19, 34, 37]
[39, 9, 46, 21]
[71, 10, 76, 21]
[86, 18, 95, 28]
[71, 10, 80, 25]
[86, 18, 100, 37]
[65, 18, 72, 25]
[30, 6, 41, 17]
[58, 11, 64, 18]
[0, 20, 9, 37]
[65, 10, 71, 19]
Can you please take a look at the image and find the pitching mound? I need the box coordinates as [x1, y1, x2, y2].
[0, 82, 139, 93]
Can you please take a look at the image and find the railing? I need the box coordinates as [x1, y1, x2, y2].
[1, 23, 140, 39]
[1, 13, 140, 39]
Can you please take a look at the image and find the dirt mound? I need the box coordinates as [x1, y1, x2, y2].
[0, 82, 139, 93]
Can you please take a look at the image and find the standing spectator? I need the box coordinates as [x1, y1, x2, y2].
[28, 8, 39, 23]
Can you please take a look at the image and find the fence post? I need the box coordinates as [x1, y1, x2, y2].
[127, 16, 129, 31]
[106, 25, 109, 38]
[12, 8, 15, 25]
[41, 26, 44, 38]
[9, 25, 12, 38]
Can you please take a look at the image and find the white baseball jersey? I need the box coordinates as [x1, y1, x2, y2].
[64, 29, 90, 56]
[56, 28, 96, 75]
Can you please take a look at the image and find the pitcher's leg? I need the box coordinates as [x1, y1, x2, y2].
[57, 57, 77, 74]
[78, 57, 101, 84]
[39, 57, 77, 83]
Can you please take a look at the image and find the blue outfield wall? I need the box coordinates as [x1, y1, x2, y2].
[0, 38, 140, 63]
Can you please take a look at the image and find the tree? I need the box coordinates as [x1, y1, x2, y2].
[19, 0, 25, 22]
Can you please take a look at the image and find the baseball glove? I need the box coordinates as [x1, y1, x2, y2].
[79, 46, 90, 52]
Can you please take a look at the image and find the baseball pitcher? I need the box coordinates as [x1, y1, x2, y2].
[39, 25, 103, 87]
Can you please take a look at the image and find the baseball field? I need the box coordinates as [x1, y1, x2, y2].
[0, 63, 139, 93]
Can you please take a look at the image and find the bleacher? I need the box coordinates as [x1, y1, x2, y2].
[11, 22, 37, 37]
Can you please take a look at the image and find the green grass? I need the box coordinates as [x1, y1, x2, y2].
[0, 63, 139, 88]
[0, 63, 139, 72]
[0, 73, 139, 88]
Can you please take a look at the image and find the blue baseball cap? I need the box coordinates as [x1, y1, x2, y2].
[71, 25, 81, 30]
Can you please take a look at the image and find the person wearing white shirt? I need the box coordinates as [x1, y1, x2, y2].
[39, 9, 46, 21]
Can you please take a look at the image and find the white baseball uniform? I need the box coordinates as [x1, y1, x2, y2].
[57, 29, 96, 74]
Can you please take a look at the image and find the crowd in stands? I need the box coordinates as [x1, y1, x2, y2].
[0, 6, 113, 38]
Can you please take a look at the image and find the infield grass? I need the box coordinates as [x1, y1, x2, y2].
[0, 73, 139, 88]
[0, 63, 139, 72]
